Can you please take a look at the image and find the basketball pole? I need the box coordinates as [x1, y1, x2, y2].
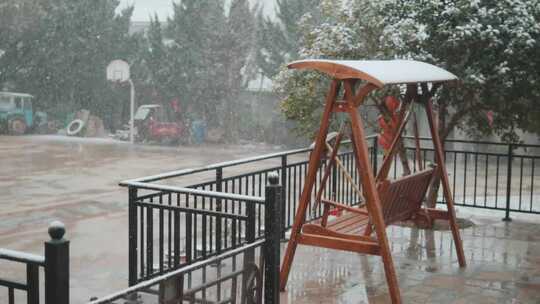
[128, 78, 135, 144]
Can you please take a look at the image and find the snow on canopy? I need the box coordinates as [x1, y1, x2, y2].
[288, 59, 458, 87]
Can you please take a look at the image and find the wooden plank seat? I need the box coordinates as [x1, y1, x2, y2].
[303, 166, 438, 239]
[377, 166, 437, 225]
[303, 211, 370, 239]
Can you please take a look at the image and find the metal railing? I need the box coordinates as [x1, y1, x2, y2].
[123, 136, 540, 231]
[124, 182, 265, 284]
[0, 222, 69, 304]
[121, 140, 364, 239]
[92, 173, 283, 304]
[397, 136, 540, 219]
[89, 240, 266, 304]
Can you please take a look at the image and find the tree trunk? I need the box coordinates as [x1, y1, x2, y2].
[397, 141, 412, 176]
[426, 102, 448, 208]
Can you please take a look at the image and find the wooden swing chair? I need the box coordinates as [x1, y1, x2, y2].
[279, 59, 467, 304]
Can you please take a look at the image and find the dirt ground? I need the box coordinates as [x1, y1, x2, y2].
[0, 135, 279, 302]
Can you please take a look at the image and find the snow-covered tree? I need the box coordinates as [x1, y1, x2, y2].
[275, 0, 391, 137]
[383, 0, 540, 142]
[277, 0, 540, 142]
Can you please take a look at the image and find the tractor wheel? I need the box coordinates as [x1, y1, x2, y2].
[9, 118, 27, 135]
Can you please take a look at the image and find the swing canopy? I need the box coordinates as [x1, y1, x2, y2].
[288, 59, 458, 87]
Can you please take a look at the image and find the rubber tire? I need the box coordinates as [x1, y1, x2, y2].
[9, 118, 27, 135]
[66, 119, 85, 136]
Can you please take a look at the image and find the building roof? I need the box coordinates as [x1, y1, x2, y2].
[288, 59, 458, 88]
[0, 92, 34, 98]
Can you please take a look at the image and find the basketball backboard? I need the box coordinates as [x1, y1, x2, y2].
[106, 60, 130, 82]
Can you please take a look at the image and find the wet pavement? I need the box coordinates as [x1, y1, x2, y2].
[281, 214, 540, 303]
[0, 135, 279, 303]
[1, 135, 540, 303]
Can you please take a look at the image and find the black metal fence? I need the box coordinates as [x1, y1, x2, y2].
[397, 136, 540, 219]
[91, 173, 283, 304]
[125, 181, 266, 284]
[0, 222, 69, 304]
[123, 136, 540, 233]
[122, 142, 366, 240]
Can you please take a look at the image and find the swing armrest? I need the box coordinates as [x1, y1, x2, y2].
[321, 199, 368, 215]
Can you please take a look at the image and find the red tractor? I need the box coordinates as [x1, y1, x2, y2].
[134, 104, 184, 144]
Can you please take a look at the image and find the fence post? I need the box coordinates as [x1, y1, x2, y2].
[246, 200, 256, 244]
[216, 168, 223, 253]
[128, 186, 138, 286]
[26, 263, 39, 304]
[264, 172, 282, 304]
[331, 161, 338, 201]
[280, 155, 287, 240]
[45, 221, 69, 304]
[242, 197, 257, 299]
[503, 144, 513, 222]
[373, 136, 379, 172]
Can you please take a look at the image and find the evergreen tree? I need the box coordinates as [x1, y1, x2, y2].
[0, 0, 136, 126]
[141, 15, 171, 99]
[221, 0, 257, 139]
[277, 0, 540, 142]
[0, 0, 46, 89]
[167, 1, 227, 125]
[256, 0, 319, 78]
[166, 0, 258, 137]
[382, 0, 540, 142]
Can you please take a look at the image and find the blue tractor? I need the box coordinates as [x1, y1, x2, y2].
[0, 92, 46, 135]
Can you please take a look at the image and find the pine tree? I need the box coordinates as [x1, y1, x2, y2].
[166, 0, 227, 124]
[256, 0, 319, 78]
[142, 15, 171, 98]
[0, 0, 136, 126]
[221, 0, 257, 139]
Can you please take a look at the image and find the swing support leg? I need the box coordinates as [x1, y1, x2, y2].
[279, 80, 340, 291]
[424, 99, 467, 267]
[344, 80, 401, 303]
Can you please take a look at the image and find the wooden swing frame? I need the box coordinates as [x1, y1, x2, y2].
[279, 60, 467, 304]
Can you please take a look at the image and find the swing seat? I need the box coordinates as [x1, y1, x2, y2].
[303, 166, 438, 239]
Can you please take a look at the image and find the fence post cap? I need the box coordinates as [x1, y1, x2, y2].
[268, 172, 279, 185]
[48, 221, 66, 241]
